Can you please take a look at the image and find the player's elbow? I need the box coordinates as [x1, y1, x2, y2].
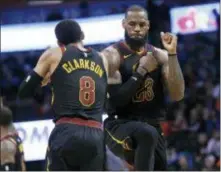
[170, 89, 185, 102]
[171, 94, 184, 102]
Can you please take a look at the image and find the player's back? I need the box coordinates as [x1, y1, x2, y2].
[50, 45, 107, 122]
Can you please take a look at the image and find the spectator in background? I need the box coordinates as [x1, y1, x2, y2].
[177, 155, 191, 171]
[197, 133, 208, 155]
[168, 154, 191, 171]
[206, 131, 220, 157]
[188, 108, 200, 132]
[171, 109, 188, 132]
[202, 154, 217, 171]
[193, 150, 203, 170]
[0, 99, 26, 171]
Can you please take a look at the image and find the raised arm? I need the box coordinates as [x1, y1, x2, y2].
[155, 32, 185, 101]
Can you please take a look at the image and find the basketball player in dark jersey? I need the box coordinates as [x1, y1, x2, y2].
[102, 5, 185, 171]
[17, 19, 110, 170]
[18, 19, 129, 171]
[0, 101, 26, 171]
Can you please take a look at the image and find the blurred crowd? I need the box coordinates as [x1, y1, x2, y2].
[161, 9, 220, 171]
[1, 0, 220, 171]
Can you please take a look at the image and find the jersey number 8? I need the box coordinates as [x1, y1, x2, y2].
[79, 76, 95, 107]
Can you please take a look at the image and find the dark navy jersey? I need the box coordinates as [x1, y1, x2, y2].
[108, 41, 166, 120]
[50, 45, 107, 122]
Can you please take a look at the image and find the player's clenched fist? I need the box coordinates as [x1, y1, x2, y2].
[160, 32, 177, 54]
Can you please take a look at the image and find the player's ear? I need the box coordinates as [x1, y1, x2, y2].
[80, 31, 85, 41]
[122, 19, 126, 29]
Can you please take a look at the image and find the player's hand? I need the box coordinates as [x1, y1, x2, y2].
[41, 78, 51, 87]
[160, 32, 177, 54]
[137, 52, 158, 76]
[41, 72, 51, 87]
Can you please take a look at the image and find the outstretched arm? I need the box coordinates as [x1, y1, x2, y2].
[17, 48, 55, 99]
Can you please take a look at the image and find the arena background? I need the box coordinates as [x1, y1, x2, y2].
[1, 0, 220, 170]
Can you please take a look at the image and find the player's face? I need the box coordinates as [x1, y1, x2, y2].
[123, 11, 150, 41]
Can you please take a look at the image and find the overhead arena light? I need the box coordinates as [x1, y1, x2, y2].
[1, 14, 124, 53]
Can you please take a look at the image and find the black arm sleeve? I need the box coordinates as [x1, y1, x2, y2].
[17, 71, 43, 99]
[109, 72, 145, 107]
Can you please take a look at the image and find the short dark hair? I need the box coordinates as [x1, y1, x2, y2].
[125, 5, 148, 18]
[55, 19, 82, 45]
[0, 106, 13, 126]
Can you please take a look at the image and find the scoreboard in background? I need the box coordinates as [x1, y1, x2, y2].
[14, 115, 108, 161]
[170, 3, 219, 34]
